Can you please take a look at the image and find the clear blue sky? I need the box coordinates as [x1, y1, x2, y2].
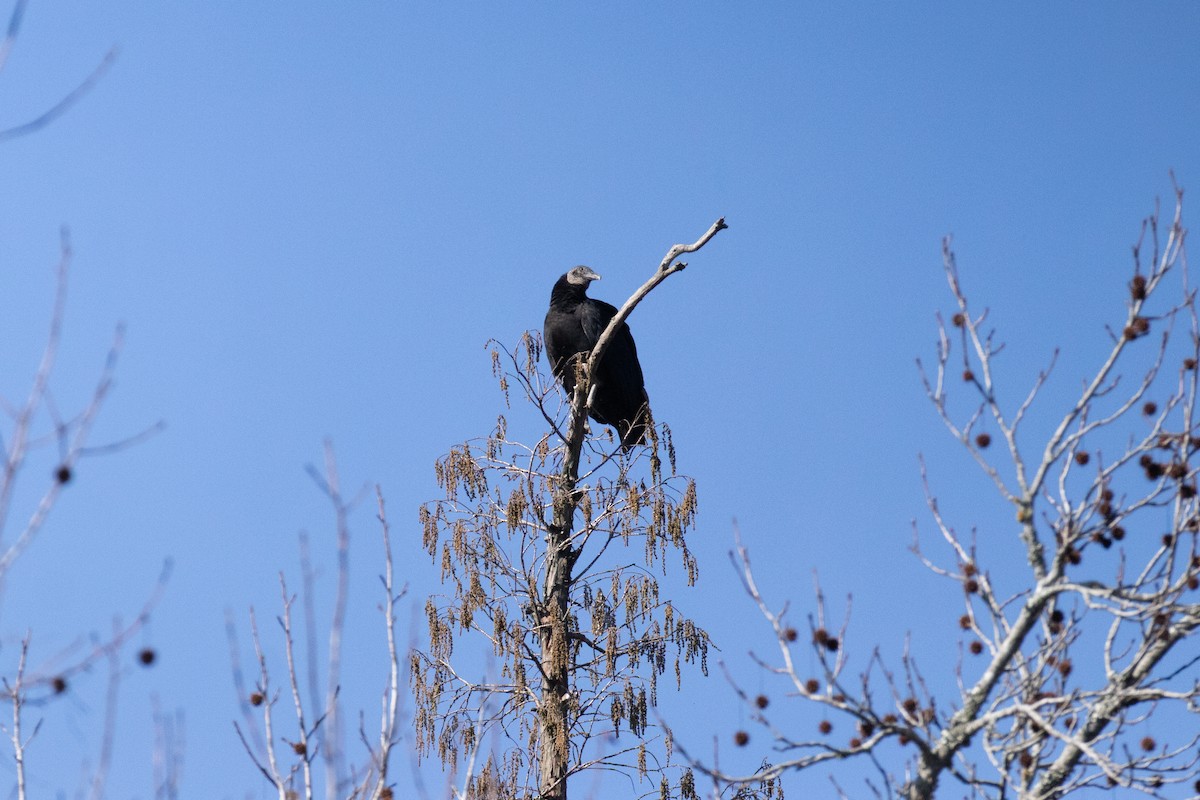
[2, 2, 1199, 797]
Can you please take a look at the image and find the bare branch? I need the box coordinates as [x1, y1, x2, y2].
[0, 47, 118, 141]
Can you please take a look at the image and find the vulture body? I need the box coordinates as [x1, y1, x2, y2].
[543, 266, 650, 449]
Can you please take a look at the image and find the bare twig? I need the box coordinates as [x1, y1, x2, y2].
[0, 47, 118, 141]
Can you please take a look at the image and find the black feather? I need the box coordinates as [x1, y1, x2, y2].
[543, 266, 650, 449]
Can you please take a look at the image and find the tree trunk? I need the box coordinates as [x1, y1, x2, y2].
[538, 526, 571, 800]
[538, 385, 588, 800]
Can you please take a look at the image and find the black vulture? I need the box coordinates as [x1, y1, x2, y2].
[544, 266, 650, 449]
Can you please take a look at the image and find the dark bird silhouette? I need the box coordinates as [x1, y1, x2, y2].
[544, 266, 650, 449]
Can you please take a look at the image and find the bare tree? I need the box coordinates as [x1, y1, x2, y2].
[229, 444, 408, 800]
[0, 4, 169, 783]
[0, 234, 170, 799]
[688, 189, 1200, 799]
[410, 221, 759, 800]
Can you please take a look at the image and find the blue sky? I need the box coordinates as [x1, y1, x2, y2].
[2, 2, 1200, 797]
